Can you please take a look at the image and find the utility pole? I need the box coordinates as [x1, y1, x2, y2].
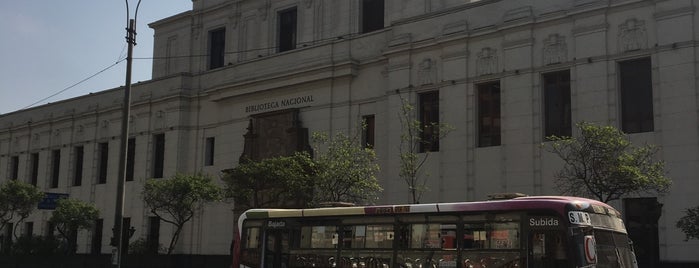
[112, 18, 136, 268]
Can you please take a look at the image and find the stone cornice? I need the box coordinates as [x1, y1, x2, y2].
[206, 61, 358, 102]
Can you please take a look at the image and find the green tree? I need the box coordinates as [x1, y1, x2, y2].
[397, 93, 453, 204]
[10, 235, 62, 255]
[676, 206, 699, 241]
[311, 129, 382, 206]
[222, 153, 317, 209]
[49, 198, 99, 254]
[0, 180, 44, 239]
[544, 122, 671, 203]
[142, 173, 223, 254]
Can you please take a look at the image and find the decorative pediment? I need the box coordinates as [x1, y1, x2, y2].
[476, 47, 498, 76]
[618, 18, 647, 52]
[543, 34, 567, 65]
[417, 58, 437, 85]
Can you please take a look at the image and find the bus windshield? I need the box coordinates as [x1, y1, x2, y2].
[566, 203, 638, 268]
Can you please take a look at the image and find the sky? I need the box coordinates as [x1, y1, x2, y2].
[0, 1, 191, 115]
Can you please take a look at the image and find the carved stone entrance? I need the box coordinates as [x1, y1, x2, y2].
[239, 108, 311, 162]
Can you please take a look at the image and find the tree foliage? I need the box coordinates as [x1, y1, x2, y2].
[10, 235, 63, 255]
[0, 180, 44, 238]
[544, 122, 671, 203]
[676, 206, 699, 241]
[142, 173, 223, 254]
[397, 93, 453, 204]
[222, 153, 317, 209]
[311, 130, 382, 206]
[49, 198, 99, 254]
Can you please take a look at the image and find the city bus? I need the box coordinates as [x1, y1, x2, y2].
[231, 194, 638, 268]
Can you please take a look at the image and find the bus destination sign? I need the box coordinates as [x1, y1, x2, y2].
[568, 211, 592, 225]
[368, 206, 410, 214]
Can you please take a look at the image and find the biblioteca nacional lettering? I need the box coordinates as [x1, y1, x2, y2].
[245, 95, 314, 113]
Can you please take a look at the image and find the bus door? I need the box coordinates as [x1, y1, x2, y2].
[527, 216, 570, 268]
[263, 220, 290, 268]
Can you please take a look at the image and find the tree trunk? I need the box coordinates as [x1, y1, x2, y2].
[166, 224, 184, 255]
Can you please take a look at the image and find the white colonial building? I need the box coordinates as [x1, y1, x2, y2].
[1, 0, 698, 265]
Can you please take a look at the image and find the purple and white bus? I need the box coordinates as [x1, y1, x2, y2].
[232, 195, 638, 268]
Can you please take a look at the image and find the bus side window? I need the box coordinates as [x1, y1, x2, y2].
[411, 223, 442, 248]
[241, 227, 262, 268]
[489, 222, 519, 249]
[245, 227, 261, 249]
[396, 224, 411, 248]
[463, 223, 486, 249]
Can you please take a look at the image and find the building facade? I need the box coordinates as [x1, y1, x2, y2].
[1, 0, 698, 264]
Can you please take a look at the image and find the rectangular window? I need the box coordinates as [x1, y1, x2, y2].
[419, 91, 440, 152]
[362, 115, 375, 149]
[208, 28, 226, 70]
[147, 217, 160, 254]
[488, 222, 520, 249]
[126, 138, 135, 181]
[478, 81, 501, 147]
[620, 57, 653, 133]
[463, 223, 487, 249]
[73, 146, 84, 186]
[30, 153, 39, 186]
[461, 214, 520, 252]
[462, 222, 520, 249]
[243, 227, 261, 249]
[51, 150, 61, 188]
[300, 225, 338, 249]
[91, 219, 103, 255]
[543, 70, 572, 137]
[364, 225, 393, 248]
[153, 134, 165, 178]
[336, 224, 394, 249]
[10, 156, 19, 180]
[205, 137, 215, 166]
[98, 142, 108, 184]
[165, 36, 178, 75]
[339, 217, 394, 249]
[409, 223, 457, 249]
[24, 222, 33, 237]
[240, 224, 262, 268]
[278, 8, 297, 52]
[361, 0, 384, 33]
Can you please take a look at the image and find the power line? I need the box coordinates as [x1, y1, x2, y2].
[133, 33, 358, 60]
[118, 43, 128, 62]
[20, 59, 126, 110]
[20, 32, 360, 111]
